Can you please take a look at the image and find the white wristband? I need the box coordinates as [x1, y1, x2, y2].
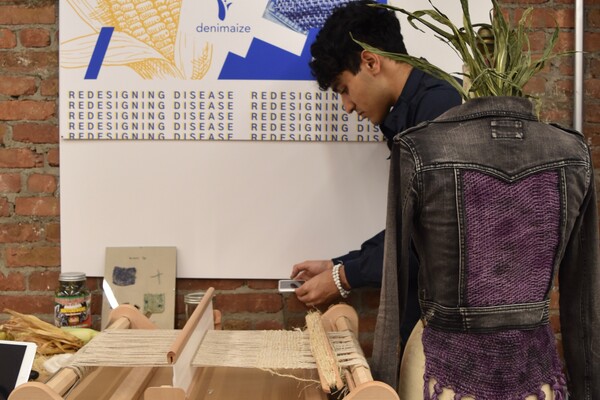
[332, 263, 351, 298]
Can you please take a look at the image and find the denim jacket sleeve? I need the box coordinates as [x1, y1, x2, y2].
[371, 138, 417, 389]
[558, 155, 600, 399]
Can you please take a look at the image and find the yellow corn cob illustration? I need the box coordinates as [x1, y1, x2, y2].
[85, 0, 213, 79]
[95, 0, 179, 60]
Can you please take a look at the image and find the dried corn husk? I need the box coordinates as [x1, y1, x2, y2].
[1, 309, 84, 355]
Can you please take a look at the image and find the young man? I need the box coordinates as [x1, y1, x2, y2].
[290, 0, 461, 344]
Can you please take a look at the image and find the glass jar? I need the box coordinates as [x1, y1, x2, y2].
[184, 291, 206, 321]
[54, 272, 92, 328]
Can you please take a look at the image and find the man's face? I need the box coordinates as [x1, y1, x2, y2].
[333, 67, 391, 126]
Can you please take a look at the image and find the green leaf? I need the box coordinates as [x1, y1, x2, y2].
[363, 0, 570, 101]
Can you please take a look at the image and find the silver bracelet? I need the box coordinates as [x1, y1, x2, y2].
[332, 263, 351, 298]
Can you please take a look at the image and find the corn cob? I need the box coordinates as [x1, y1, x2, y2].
[96, 0, 181, 61]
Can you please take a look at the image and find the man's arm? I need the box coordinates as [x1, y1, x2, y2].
[291, 259, 351, 306]
[290, 231, 384, 306]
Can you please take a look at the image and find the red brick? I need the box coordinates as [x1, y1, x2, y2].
[29, 270, 60, 291]
[176, 279, 243, 291]
[550, 313, 562, 334]
[585, 79, 600, 98]
[498, 0, 550, 4]
[40, 77, 58, 96]
[247, 279, 278, 290]
[87, 277, 102, 292]
[0, 223, 43, 243]
[27, 173, 57, 193]
[527, 31, 550, 53]
[554, 31, 575, 52]
[0, 295, 54, 315]
[283, 314, 307, 330]
[586, 103, 600, 124]
[592, 148, 600, 170]
[0, 100, 55, 121]
[0, 173, 21, 192]
[549, 287, 560, 310]
[0, 271, 25, 291]
[0, 198, 10, 217]
[47, 148, 59, 166]
[90, 293, 102, 314]
[0, 51, 57, 74]
[19, 28, 51, 48]
[553, 79, 575, 98]
[583, 123, 600, 137]
[0, 76, 36, 96]
[5, 246, 60, 267]
[0, 124, 6, 144]
[540, 106, 573, 124]
[284, 293, 311, 312]
[221, 319, 252, 330]
[589, 59, 600, 78]
[255, 319, 284, 330]
[214, 293, 282, 313]
[15, 196, 59, 216]
[12, 123, 59, 143]
[557, 56, 575, 76]
[0, 28, 16, 49]
[584, 32, 600, 53]
[589, 8, 600, 29]
[45, 222, 60, 242]
[0, 148, 38, 168]
[514, 8, 574, 29]
[523, 76, 547, 95]
[0, 5, 55, 24]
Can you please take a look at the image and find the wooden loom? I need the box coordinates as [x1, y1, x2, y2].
[9, 287, 399, 400]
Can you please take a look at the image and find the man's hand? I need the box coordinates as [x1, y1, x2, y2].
[290, 260, 349, 306]
[290, 259, 333, 281]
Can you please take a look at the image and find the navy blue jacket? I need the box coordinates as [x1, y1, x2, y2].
[333, 68, 461, 341]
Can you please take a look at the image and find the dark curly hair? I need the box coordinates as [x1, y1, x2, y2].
[309, 0, 408, 90]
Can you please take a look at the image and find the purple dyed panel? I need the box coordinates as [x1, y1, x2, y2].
[462, 171, 560, 306]
[422, 325, 566, 399]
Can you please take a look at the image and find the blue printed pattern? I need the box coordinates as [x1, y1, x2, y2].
[265, 0, 351, 34]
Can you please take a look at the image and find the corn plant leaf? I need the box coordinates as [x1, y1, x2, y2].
[363, 0, 569, 102]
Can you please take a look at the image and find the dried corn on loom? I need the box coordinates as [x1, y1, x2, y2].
[9, 287, 398, 400]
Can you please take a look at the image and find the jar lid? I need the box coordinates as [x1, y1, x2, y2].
[184, 291, 205, 304]
[59, 272, 86, 282]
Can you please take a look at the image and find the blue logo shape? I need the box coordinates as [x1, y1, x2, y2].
[217, 0, 233, 21]
[85, 27, 114, 80]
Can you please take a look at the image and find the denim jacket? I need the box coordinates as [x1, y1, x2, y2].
[371, 96, 599, 399]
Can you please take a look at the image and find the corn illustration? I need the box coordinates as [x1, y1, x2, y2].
[62, 0, 213, 79]
[95, 0, 179, 61]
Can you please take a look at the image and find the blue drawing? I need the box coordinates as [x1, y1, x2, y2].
[219, 28, 317, 80]
[218, 0, 386, 81]
[217, 0, 233, 21]
[85, 27, 114, 79]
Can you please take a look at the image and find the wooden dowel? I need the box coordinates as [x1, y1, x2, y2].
[167, 287, 214, 364]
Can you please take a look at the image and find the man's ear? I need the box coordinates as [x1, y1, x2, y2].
[360, 50, 381, 74]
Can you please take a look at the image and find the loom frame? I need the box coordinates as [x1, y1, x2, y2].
[9, 289, 398, 400]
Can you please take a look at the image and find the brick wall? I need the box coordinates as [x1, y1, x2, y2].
[0, 0, 598, 360]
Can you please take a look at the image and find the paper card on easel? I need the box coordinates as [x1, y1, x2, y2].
[101, 247, 177, 329]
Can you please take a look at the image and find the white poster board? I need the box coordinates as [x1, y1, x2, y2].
[59, 0, 491, 278]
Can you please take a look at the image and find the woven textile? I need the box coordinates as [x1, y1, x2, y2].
[422, 325, 567, 399]
[420, 170, 566, 398]
[462, 170, 560, 306]
[265, 0, 351, 33]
